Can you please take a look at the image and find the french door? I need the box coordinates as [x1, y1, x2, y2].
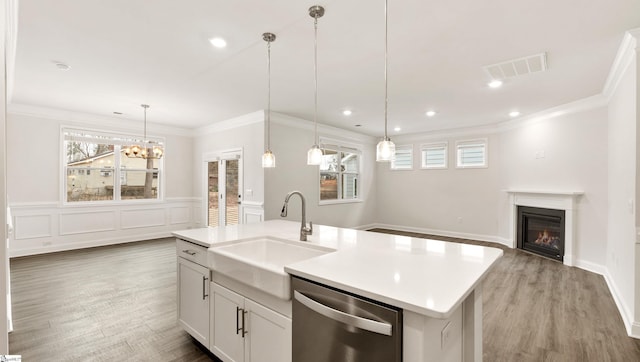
[206, 151, 242, 227]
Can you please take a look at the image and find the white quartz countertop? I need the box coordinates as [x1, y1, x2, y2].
[172, 220, 503, 319]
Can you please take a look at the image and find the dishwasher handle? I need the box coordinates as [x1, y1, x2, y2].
[294, 290, 393, 336]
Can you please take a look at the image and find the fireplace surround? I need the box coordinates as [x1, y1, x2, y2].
[506, 190, 583, 266]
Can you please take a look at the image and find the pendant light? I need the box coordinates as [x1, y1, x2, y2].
[307, 5, 325, 166]
[262, 32, 277, 168]
[376, 0, 396, 162]
[124, 104, 164, 159]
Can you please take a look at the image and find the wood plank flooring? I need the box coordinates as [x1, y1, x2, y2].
[8, 232, 640, 361]
[9, 238, 216, 361]
[370, 229, 640, 361]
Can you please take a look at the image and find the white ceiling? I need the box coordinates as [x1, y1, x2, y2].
[11, 0, 640, 136]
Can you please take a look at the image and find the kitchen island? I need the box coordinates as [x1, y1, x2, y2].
[173, 220, 502, 362]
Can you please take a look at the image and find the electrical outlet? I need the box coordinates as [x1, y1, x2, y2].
[441, 321, 452, 350]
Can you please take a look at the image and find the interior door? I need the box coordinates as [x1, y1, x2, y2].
[207, 152, 242, 227]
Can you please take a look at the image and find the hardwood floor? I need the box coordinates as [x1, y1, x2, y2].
[370, 229, 640, 361]
[9, 232, 640, 361]
[9, 238, 216, 361]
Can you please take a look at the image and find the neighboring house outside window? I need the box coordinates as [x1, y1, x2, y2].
[319, 140, 362, 204]
[63, 127, 164, 203]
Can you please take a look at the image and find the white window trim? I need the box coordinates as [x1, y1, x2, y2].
[60, 126, 166, 206]
[420, 142, 448, 170]
[318, 137, 363, 205]
[391, 144, 414, 171]
[455, 138, 488, 169]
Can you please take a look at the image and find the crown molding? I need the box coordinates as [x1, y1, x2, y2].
[194, 110, 264, 136]
[8, 103, 194, 137]
[603, 28, 640, 101]
[496, 94, 608, 132]
[393, 94, 608, 143]
[270, 111, 377, 145]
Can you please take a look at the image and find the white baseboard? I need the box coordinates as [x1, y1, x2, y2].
[603, 269, 640, 339]
[10, 231, 175, 258]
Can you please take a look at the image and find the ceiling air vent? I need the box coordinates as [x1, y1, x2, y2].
[483, 52, 547, 80]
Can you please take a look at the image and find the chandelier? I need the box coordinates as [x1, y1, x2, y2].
[124, 104, 164, 159]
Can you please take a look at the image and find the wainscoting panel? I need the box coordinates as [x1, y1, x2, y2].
[8, 198, 200, 257]
[241, 201, 264, 224]
[60, 210, 117, 235]
[121, 208, 166, 229]
[14, 214, 52, 240]
[170, 206, 191, 225]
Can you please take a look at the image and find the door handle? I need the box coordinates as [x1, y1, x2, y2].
[294, 291, 392, 336]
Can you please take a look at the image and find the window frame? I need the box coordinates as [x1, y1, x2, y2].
[318, 138, 363, 205]
[455, 138, 488, 169]
[420, 142, 448, 170]
[61, 126, 165, 206]
[390, 144, 414, 170]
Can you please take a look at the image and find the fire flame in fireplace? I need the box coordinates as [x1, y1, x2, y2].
[534, 229, 561, 249]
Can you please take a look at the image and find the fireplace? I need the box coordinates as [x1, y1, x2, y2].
[517, 206, 565, 262]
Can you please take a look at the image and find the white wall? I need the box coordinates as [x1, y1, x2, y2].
[5, 110, 197, 256]
[500, 107, 609, 269]
[375, 105, 609, 269]
[376, 133, 502, 242]
[264, 113, 378, 228]
[606, 33, 638, 336]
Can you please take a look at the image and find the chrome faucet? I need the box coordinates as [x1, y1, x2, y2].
[280, 191, 313, 241]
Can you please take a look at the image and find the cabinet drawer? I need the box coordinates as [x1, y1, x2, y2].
[176, 238, 208, 266]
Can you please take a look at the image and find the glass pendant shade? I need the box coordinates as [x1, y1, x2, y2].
[262, 150, 276, 168]
[307, 145, 322, 165]
[376, 138, 396, 162]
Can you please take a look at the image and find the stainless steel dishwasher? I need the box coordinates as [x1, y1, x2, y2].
[292, 276, 402, 362]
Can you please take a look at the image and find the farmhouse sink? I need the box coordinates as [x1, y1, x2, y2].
[209, 236, 335, 300]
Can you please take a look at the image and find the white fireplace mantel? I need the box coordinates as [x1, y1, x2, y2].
[505, 189, 584, 266]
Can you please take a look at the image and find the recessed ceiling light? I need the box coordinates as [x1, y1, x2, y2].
[354, 124, 362, 127]
[488, 80, 503, 88]
[113, 111, 123, 115]
[343, 110, 352, 116]
[509, 111, 521, 117]
[53, 61, 71, 71]
[209, 37, 227, 48]
[394, 127, 401, 132]
[425, 110, 436, 117]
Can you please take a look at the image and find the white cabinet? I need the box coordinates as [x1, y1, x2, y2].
[176, 239, 210, 347]
[211, 283, 291, 362]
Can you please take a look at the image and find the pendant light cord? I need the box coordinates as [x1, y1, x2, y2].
[267, 39, 272, 151]
[384, 0, 388, 140]
[313, 16, 319, 146]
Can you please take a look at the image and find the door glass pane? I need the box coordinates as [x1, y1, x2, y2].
[225, 159, 239, 226]
[208, 162, 219, 227]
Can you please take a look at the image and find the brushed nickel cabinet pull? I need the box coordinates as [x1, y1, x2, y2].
[182, 249, 196, 256]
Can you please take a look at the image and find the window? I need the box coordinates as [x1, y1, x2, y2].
[456, 139, 487, 168]
[421, 142, 448, 169]
[391, 145, 413, 170]
[319, 141, 362, 203]
[63, 127, 164, 203]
